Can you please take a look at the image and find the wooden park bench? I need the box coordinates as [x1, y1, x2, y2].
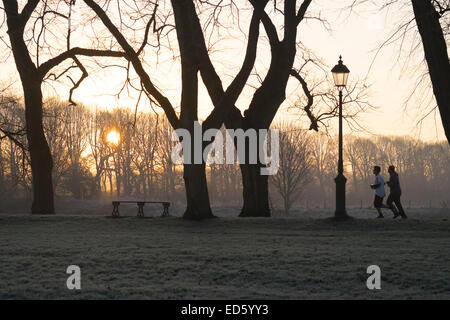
[111, 201, 170, 218]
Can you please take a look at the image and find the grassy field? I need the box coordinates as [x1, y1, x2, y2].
[0, 208, 449, 299]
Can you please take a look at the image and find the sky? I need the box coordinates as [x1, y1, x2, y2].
[287, 0, 445, 141]
[0, 0, 447, 142]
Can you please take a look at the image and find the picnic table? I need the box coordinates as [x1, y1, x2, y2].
[111, 201, 170, 218]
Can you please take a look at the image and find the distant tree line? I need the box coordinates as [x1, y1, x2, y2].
[1, 96, 449, 213]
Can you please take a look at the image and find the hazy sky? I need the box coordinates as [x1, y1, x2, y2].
[0, 0, 446, 142]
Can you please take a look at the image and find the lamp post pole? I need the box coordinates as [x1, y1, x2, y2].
[334, 88, 348, 218]
[331, 55, 350, 219]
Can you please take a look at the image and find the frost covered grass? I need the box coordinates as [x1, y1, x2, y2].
[0, 207, 449, 299]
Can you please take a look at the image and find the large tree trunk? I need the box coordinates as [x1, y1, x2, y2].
[179, 124, 215, 220]
[172, 0, 215, 220]
[239, 163, 270, 217]
[4, 2, 55, 214]
[24, 79, 55, 214]
[412, 0, 450, 144]
[183, 163, 214, 219]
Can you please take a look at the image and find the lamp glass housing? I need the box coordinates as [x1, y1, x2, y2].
[331, 56, 350, 88]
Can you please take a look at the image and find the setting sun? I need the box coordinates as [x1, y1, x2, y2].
[106, 130, 121, 146]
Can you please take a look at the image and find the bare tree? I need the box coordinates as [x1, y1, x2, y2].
[270, 123, 312, 214]
[131, 111, 159, 198]
[157, 116, 180, 201]
[42, 98, 69, 193]
[61, 102, 90, 198]
[0, 94, 31, 202]
[1, 0, 125, 213]
[309, 131, 336, 203]
[0, 93, 27, 151]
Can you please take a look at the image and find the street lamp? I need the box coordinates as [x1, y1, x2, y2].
[331, 56, 350, 219]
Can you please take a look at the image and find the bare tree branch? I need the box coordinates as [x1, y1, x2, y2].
[290, 68, 318, 131]
[38, 47, 125, 78]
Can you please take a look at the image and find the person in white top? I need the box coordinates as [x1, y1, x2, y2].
[370, 166, 386, 218]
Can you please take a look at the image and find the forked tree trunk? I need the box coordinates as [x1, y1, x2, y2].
[412, 0, 450, 144]
[230, 12, 298, 216]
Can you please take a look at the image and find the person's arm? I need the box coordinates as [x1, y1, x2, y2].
[370, 176, 380, 189]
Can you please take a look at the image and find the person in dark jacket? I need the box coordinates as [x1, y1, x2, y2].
[385, 165, 407, 219]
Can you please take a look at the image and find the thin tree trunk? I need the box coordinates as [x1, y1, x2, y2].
[9, 140, 17, 187]
[109, 173, 113, 197]
[412, 0, 450, 144]
[284, 194, 290, 215]
[116, 171, 120, 198]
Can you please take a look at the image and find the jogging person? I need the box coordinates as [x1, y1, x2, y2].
[385, 165, 408, 219]
[370, 166, 386, 218]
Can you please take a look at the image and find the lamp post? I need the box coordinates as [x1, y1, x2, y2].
[331, 56, 350, 219]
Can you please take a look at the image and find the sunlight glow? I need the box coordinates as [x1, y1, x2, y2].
[106, 130, 121, 146]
